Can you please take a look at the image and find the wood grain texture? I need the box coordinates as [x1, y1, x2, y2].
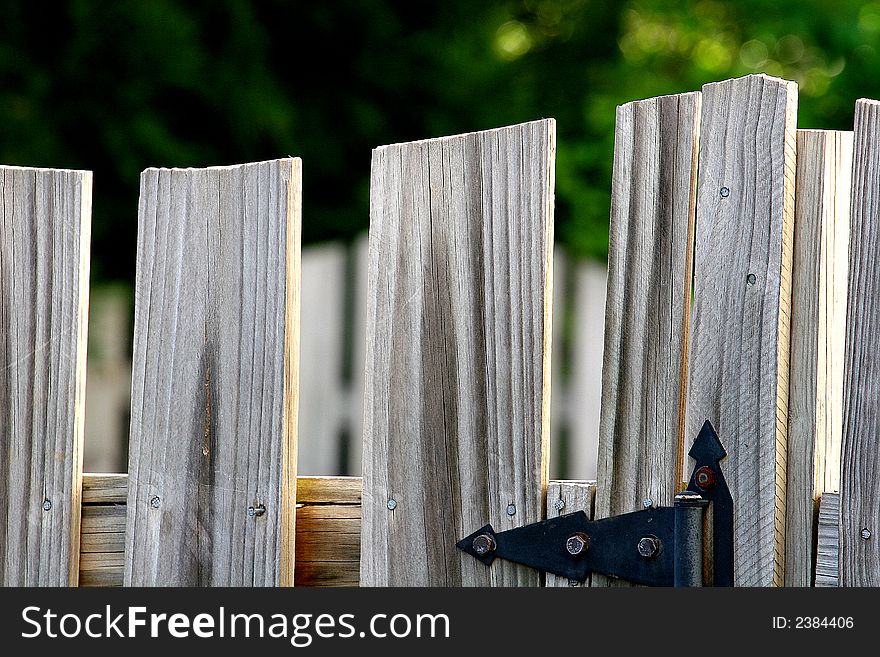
[124, 159, 301, 586]
[594, 92, 700, 554]
[295, 476, 361, 587]
[685, 74, 797, 586]
[815, 492, 839, 587]
[79, 474, 360, 588]
[545, 481, 595, 587]
[786, 130, 852, 586]
[82, 473, 128, 504]
[840, 99, 880, 586]
[361, 120, 555, 586]
[83, 475, 600, 587]
[0, 166, 92, 586]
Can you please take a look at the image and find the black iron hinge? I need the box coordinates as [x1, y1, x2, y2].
[457, 420, 733, 587]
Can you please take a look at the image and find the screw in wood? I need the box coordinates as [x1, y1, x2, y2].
[248, 504, 266, 518]
[720, 187, 730, 198]
[150, 496, 161, 509]
[553, 499, 565, 512]
[42, 499, 52, 512]
[642, 498, 653, 508]
[472, 534, 496, 556]
[637, 536, 660, 558]
[506, 503, 516, 516]
[565, 532, 590, 556]
[747, 273, 757, 285]
[386, 498, 397, 510]
[862, 528, 872, 540]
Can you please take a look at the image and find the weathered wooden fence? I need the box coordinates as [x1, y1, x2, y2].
[0, 73, 873, 587]
[83, 240, 607, 481]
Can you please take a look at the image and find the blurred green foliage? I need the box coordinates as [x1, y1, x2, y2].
[0, 0, 877, 281]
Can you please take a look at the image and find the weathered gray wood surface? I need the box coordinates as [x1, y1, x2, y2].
[815, 492, 839, 587]
[685, 74, 797, 586]
[593, 92, 700, 586]
[841, 99, 880, 586]
[360, 120, 555, 586]
[124, 160, 301, 586]
[0, 166, 92, 586]
[786, 130, 851, 586]
[545, 481, 595, 587]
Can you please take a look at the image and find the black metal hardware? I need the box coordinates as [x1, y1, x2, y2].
[457, 420, 733, 587]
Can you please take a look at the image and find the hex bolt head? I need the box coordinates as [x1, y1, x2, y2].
[695, 466, 716, 491]
[472, 533, 496, 556]
[150, 496, 161, 509]
[42, 499, 52, 512]
[506, 503, 516, 516]
[248, 504, 266, 518]
[642, 498, 653, 509]
[553, 499, 565, 512]
[565, 532, 590, 556]
[861, 528, 872, 540]
[637, 536, 660, 559]
[386, 498, 397, 511]
[720, 187, 730, 198]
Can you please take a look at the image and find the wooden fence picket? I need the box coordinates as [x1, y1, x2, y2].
[592, 91, 700, 585]
[685, 74, 798, 586]
[360, 120, 555, 586]
[124, 160, 301, 586]
[840, 99, 880, 586]
[786, 129, 851, 586]
[0, 166, 92, 586]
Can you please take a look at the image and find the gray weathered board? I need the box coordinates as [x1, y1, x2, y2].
[815, 492, 839, 587]
[0, 166, 92, 586]
[685, 74, 797, 586]
[840, 99, 880, 586]
[124, 160, 301, 586]
[786, 130, 851, 586]
[593, 91, 700, 589]
[360, 120, 555, 586]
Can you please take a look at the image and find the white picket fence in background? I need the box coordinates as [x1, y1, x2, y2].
[83, 235, 606, 480]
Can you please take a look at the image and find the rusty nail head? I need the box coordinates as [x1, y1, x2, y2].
[42, 499, 52, 512]
[472, 534, 496, 556]
[150, 496, 161, 509]
[695, 466, 716, 490]
[565, 532, 590, 556]
[637, 536, 660, 558]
